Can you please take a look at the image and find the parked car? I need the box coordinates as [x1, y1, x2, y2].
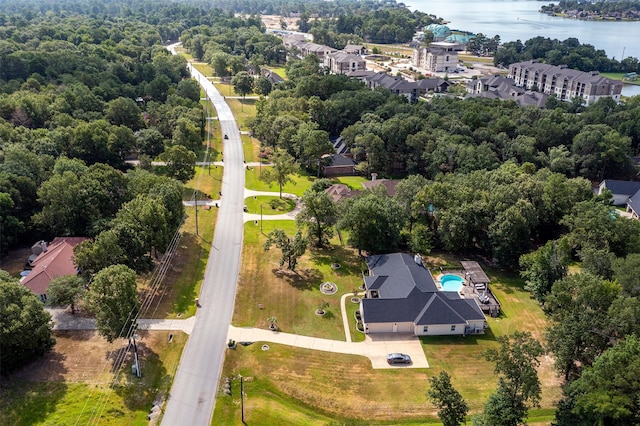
[387, 353, 412, 365]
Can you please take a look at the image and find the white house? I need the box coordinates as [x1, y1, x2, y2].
[360, 253, 486, 336]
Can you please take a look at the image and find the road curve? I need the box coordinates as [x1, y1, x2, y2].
[163, 45, 245, 425]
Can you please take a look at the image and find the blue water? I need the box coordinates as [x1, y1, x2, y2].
[408, 0, 640, 60]
[440, 274, 464, 292]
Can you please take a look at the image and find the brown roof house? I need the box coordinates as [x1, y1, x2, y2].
[20, 237, 87, 302]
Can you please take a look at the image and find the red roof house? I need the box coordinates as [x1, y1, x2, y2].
[20, 237, 87, 301]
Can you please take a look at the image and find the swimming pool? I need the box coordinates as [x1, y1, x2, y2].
[440, 274, 464, 292]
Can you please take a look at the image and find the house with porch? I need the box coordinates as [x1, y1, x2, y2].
[360, 253, 487, 336]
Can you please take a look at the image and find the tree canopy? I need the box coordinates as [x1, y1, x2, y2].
[0, 277, 55, 373]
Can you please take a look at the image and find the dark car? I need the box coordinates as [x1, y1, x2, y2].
[224, 134, 228, 139]
[386, 353, 412, 365]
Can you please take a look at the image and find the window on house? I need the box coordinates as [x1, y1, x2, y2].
[450, 325, 456, 331]
[423, 326, 428, 333]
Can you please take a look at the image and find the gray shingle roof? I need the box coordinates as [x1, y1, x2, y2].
[627, 189, 640, 215]
[601, 179, 640, 196]
[362, 253, 485, 326]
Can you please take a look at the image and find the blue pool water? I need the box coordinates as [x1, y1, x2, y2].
[440, 275, 464, 292]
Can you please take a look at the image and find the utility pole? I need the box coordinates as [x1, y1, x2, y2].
[195, 194, 199, 236]
[240, 374, 245, 423]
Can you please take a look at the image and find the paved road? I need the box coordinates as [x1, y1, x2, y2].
[162, 45, 245, 426]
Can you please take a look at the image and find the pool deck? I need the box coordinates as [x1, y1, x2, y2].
[436, 271, 501, 317]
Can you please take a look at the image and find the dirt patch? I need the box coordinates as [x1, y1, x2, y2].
[5, 330, 174, 384]
[1, 246, 31, 276]
[259, 15, 300, 31]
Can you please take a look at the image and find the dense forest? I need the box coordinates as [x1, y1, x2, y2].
[494, 36, 640, 72]
[540, 0, 640, 18]
[0, 0, 216, 262]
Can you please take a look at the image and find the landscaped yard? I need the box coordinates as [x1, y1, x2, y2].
[216, 247, 561, 424]
[244, 195, 296, 215]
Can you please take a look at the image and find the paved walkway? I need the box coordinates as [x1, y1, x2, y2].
[47, 308, 196, 335]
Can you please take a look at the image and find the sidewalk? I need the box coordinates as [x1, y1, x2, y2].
[47, 308, 196, 334]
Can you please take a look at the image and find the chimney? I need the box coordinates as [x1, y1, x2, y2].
[371, 172, 378, 181]
[414, 253, 423, 266]
[40, 241, 47, 253]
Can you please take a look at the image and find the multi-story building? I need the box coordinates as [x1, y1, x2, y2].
[323, 52, 366, 74]
[508, 60, 622, 105]
[412, 42, 458, 73]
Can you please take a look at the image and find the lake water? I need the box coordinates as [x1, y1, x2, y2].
[408, 0, 640, 60]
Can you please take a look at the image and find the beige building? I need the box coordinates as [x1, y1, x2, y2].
[412, 43, 458, 73]
[323, 51, 366, 74]
[508, 60, 622, 105]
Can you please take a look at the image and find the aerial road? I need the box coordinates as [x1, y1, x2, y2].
[163, 44, 245, 425]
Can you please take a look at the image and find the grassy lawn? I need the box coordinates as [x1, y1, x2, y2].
[226, 98, 257, 129]
[218, 246, 560, 423]
[0, 330, 188, 425]
[213, 81, 237, 97]
[245, 168, 369, 196]
[192, 62, 214, 76]
[232, 220, 364, 339]
[601, 72, 640, 85]
[365, 43, 414, 57]
[245, 167, 317, 196]
[244, 195, 296, 215]
[242, 135, 260, 163]
[458, 54, 496, 64]
[183, 165, 224, 201]
[265, 66, 287, 79]
[334, 175, 368, 189]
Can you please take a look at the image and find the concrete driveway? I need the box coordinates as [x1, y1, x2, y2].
[227, 326, 428, 369]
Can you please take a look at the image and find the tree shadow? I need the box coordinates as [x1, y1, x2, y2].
[112, 338, 168, 412]
[310, 245, 364, 276]
[272, 268, 323, 291]
[1, 350, 69, 424]
[0, 381, 69, 425]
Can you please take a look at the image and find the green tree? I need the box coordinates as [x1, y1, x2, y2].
[476, 332, 544, 426]
[210, 51, 230, 77]
[296, 189, 338, 248]
[612, 253, 640, 297]
[105, 97, 143, 130]
[115, 195, 171, 258]
[263, 229, 308, 271]
[339, 192, 406, 255]
[254, 76, 273, 96]
[260, 149, 299, 198]
[560, 334, 640, 425]
[84, 264, 139, 343]
[520, 238, 571, 303]
[394, 174, 428, 231]
[427, 371, 469, 426]
[0, 192, 24, 257]
[545, 273, 620, 381]
[74, 229, 127, 277]
[46, 275, 86, 314]
[0, 278, 55, 373]
[231, 71, 254, 100]
[160, 144, 196, 182]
